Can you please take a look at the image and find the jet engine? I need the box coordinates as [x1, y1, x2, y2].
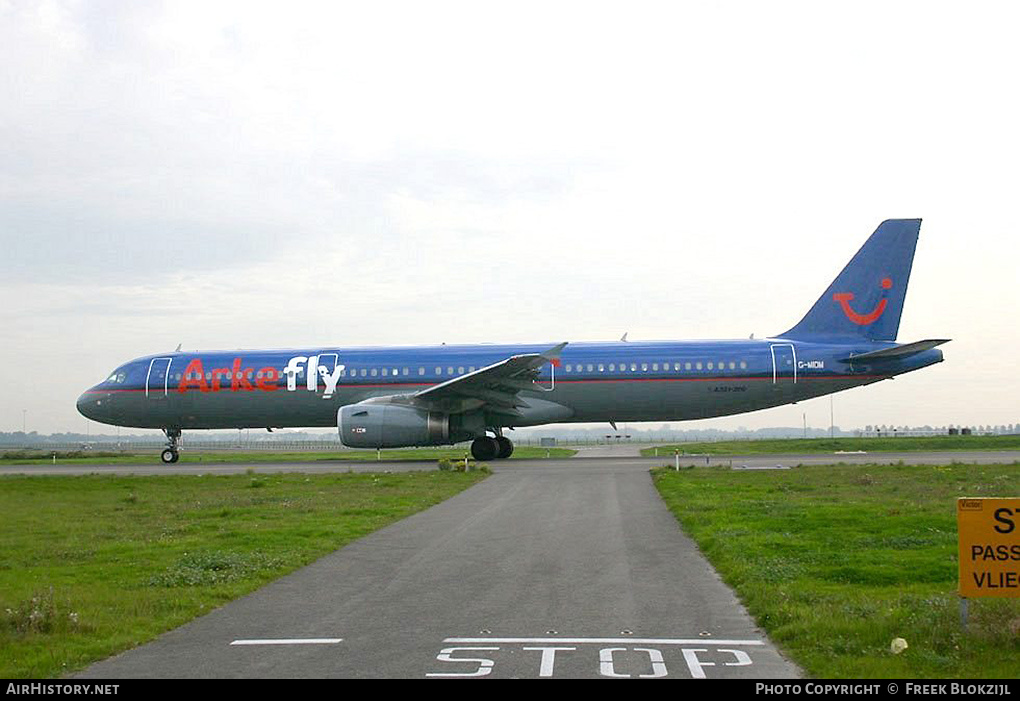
[338, 403, 459, 448]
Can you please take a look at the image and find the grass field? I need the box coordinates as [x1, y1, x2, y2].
[642, 434, 1020, 456]
[0, 470, 488, 678]
[653, 462, 1020, 678]
[0, 445, 576, 465]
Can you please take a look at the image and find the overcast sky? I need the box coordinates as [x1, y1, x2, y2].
[2, 0, 1018, 435]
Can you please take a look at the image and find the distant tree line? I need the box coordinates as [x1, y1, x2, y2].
[1, 422, 1016, 447]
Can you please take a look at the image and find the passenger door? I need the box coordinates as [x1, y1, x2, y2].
[146, 357, 173, 399]
[769, 344, 797, 385]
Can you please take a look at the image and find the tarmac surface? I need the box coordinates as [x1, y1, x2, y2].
[69, 451, 811, 679]
[4, 448, 1018, 477]
[39, 449, 1019, 678]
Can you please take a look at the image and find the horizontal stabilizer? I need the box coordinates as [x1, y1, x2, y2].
[844, 339, 950, 363]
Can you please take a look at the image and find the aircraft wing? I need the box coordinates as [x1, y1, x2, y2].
[412, 342, 567, 416]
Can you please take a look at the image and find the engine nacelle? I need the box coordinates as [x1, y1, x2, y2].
[338, 403, 452, 448]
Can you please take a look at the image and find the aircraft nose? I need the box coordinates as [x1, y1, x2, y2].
[76, 392, 91, 418]
[76, 390, 102, 421]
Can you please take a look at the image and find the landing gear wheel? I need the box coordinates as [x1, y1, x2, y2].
[495, 436, 514, 459]
[161, 428, 182, 465]
[471, 436, 499, 461]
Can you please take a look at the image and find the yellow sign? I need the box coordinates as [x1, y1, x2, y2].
[958, 498, 1020, 598]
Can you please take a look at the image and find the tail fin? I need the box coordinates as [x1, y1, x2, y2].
[779, 219, 921, 342]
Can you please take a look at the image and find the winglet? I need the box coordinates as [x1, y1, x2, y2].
[540, 342, 568, 361]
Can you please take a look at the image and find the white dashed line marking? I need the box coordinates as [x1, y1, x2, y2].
[230, 638, 343, 646]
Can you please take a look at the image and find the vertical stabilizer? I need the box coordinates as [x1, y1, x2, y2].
[779, 219, 921, 342]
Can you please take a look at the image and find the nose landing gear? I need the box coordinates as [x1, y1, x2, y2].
[161, 428, 182, 464]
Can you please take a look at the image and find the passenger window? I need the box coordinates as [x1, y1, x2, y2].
[609, 363, 615, 371]
[695, 362, 703, 370]
[729, 361, 736, 370]
[740, 361, 747, 369]
[381, 368, 388, 376]
[419, 367, 425, 376]
[371, 368, 378, 377]
[652, 363, 658, 371]
[630, 363, 637, 371]
[598, 364, 604, 372]
[707, 362, 714, 370]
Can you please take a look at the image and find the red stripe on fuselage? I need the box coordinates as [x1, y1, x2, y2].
[83, 374, 890, 395]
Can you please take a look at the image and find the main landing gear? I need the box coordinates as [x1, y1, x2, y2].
[161, 428, 181, 464]
[470, 434, 514, 461]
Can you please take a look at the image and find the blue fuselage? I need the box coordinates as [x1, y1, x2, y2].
[77, 338, 944, 432]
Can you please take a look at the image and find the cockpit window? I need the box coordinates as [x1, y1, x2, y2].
[106, 370, 128, 384]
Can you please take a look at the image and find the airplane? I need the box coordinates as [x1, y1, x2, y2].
[77, 219, 948, 464]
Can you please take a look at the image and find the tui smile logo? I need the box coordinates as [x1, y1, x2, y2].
[833, 277, 893, 325]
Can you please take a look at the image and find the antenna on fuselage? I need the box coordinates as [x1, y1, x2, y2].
[620, 332, 628, 342]
[175, 343, 182, 352]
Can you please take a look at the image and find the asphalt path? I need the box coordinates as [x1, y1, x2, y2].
[73, 455, 807, 679]
[47, 450, 1020, 678]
